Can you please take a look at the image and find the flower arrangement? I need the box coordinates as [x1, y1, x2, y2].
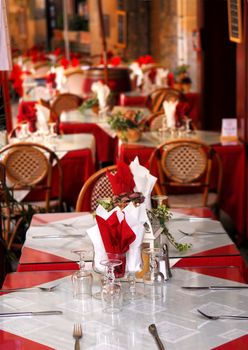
[108, 110, 144, 142]
[97, 197, 191, 252]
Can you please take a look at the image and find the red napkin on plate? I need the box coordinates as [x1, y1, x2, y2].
[107, 161, 135, 195]
[96, 211, 136, 277]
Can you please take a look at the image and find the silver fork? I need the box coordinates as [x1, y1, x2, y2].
[73, 323, 83, 350]
[197, 309, 248, 320]
[179, 229, 226, 236]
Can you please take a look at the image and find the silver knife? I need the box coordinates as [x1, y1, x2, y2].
[32, 234, 84, 239]
[171, 217, 212, 222]
[0, 311, 63, 317]
[182, 286, 248, 290]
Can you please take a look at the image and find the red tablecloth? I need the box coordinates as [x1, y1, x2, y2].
[60, 122, 118, 164]
[119, 143, 246, 237]
[24, 149, 95, 209]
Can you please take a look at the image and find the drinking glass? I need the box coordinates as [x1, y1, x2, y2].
[125, 248, 143, 301]
[17, 123, 29, 140]
[100, 253, 124, 313]
[143, 248, 164, 299]
[71, 249, 93, 299]
[151, 195, 168, 208]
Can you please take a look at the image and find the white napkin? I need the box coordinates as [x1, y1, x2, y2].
[163, 99, 178, 129]
[55, 66, 66, 91]
[129, 62, 144, 88]
[91, 81, 110, 110]
[123, 202, 148, 272]
[129, 156, 157, 209]
[35, 103, 50, 133]
[87, 202, 147, 273]
[155, 68, 169, 87]
[142, 71, 154, 93]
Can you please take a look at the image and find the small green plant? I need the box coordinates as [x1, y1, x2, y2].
[108, 110, 144, 131]
[78, 97, 99, 113]
[151, 204, 192, 252]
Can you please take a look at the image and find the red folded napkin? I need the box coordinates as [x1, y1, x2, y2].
[96, 211, 136, 277]
[107, 161, 135, 195]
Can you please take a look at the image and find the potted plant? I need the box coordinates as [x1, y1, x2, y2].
[108, 109, 144, 142]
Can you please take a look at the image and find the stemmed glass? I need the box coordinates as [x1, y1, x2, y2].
[143, 248, 165, 299]
[151, 195, 168, 208]
[71, 249, 93, 299]
[47, 122, 57, 150]
[100, 253, 124, 313]
[125, 248, 143, 301]
[17, 123, 30, 141]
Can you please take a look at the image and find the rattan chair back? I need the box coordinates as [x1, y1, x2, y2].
[146, 111, 165, 131]
[147, 87, 183, 113]
[50, 93, 83, 123]
[148, 139, 222, 209]
[76, 165, 116, 212]
[0, 142, 63, 213]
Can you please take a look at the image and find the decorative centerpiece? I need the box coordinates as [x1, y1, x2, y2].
[108, 109, 144, 142]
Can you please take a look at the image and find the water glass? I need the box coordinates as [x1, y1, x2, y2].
[71, 249, 93, 300]
[101, 282, 123, 314]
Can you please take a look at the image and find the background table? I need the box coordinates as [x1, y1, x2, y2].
[12, 134, 96, 209]
[119, 138, 246, 238]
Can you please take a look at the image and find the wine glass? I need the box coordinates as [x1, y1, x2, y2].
[151, 195, 168, 208]
[143, 247, 164, 299]
[47, 122, 57, 150]
[125, 248, 143, 301]
[71, 249, 93, 300]
[100, 253, 124, 313]
[17, 123, 29, 141]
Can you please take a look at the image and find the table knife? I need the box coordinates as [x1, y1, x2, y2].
[32, 234, 84, 239]
[170, 217, 212, 222]
[182, 286, 248, 290]
[0, 311, 63, 317]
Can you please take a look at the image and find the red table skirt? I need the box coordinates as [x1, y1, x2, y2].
[119, 143, 246, 237]
[25, 149, 95, 209]
[61, 122, 118, 164]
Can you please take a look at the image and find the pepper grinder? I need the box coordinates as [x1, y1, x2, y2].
[162, 243, 172, 279]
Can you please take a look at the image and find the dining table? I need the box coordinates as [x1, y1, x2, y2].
[60, 106, 150, 165]
[17, 208, 244, 277]
[117, 131, 246, 239]
[9, 133, 96, 209]
[1, 266, 248, 349]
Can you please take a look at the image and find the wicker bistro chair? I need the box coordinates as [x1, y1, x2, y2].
[0, 142, 63, 212]
[76, 165, 117, 212]
[50, 93, 83, 132]
[147, 87, 184, 113]
[148, 139, 223, 212]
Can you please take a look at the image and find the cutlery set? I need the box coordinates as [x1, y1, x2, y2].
[0, 311, 62, 317]
[182, 285, 248, 290]
[0, 284, 59, 293]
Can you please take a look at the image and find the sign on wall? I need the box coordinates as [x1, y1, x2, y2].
[227, 0, 242, 43]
